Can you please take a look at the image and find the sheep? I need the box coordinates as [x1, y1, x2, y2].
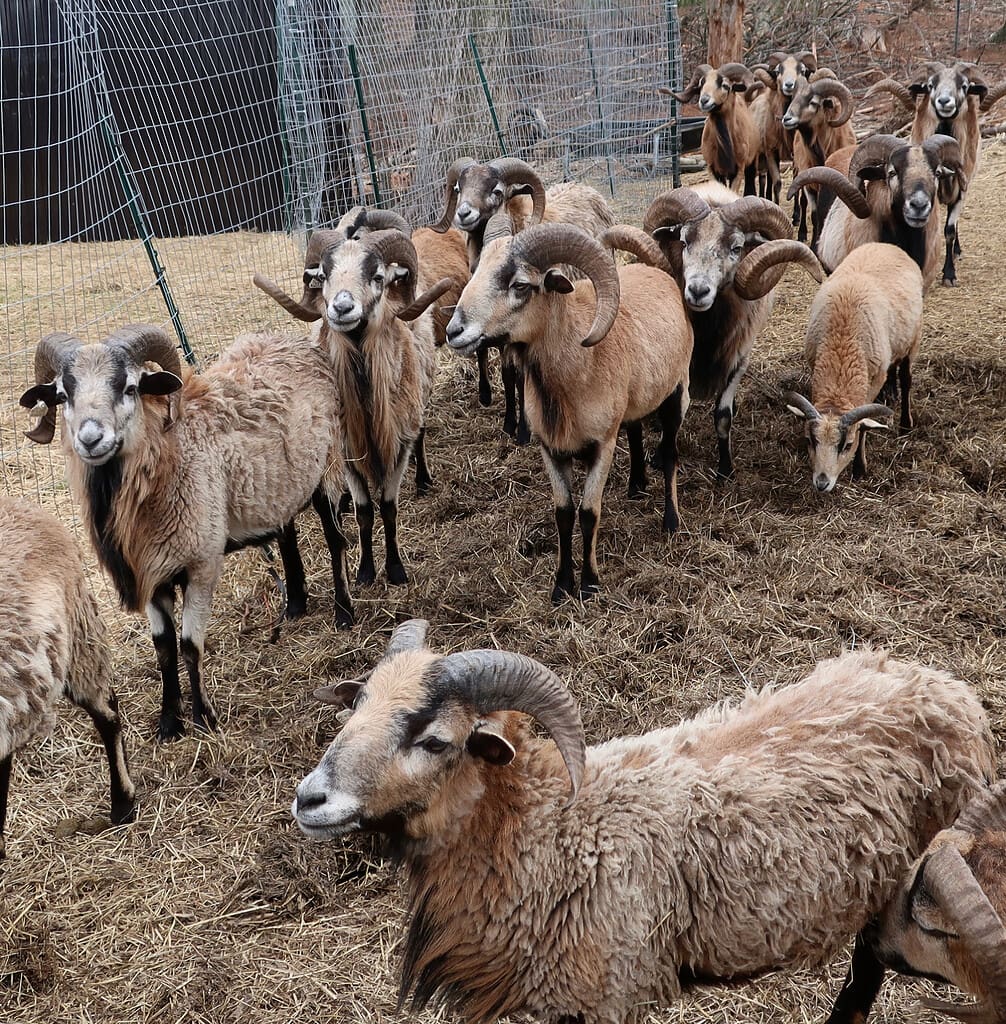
[292, 620, 995, 1024]
[788, 133, 968, 287]
[670, 62, 761, 194]
[255, 229, 448, 586]
[866, 61, 1006, 270]
[19, 324, 354, 741]
[748, 50, 816, 202]
[0, 497, 136, 858]
[643, 182, 824, 480]
[784, 242, 924, 493]
[442, 222, 693, 603]
[869, 781, 1006, 1023]
[782, 74, 856, 245]
[431, 158, 616, 445]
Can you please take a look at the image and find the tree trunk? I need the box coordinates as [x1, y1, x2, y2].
[707, 0, 745, 66]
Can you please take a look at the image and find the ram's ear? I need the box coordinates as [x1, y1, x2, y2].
[859, 418, 888, 432]
[466, 719, 516, 766]
[138, 370, 183, 396]
[19, 382, 60, 410]
[314, 679, 364, 709]
[543, 269, 574, 294]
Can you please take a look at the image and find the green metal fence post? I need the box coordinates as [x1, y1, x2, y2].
[469, 34, 508, 157]
[347, 44, 382, 208]
[665, 0, 683, 187]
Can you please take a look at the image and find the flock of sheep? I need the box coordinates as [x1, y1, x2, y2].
[4, 48, 1005, 1024]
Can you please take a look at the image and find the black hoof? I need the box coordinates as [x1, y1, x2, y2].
[284, 597, 308, 620]
[479, 383, 492, 407]
[416, 477, 432, 498]
[386, 563, 409, 586]
[662, 514, 680, 535]
[193, 708, 219, 734]
[158, 717, 186, 743]
[356, 564, 376, 586]
[551, 582, 575, 605]
[515, 424, 532, 446]
[579, 583, 600, 601]
[334, 606, 355, 629]
[111, 800, 138, 826]
[627, 483, 648, 500]
[503, 414, 517, 438]
[715, 465, 735, 483]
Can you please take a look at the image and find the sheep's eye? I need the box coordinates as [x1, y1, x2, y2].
[419, 737, 449, 754]
[124, 383, 138, 398]
[511, 281, 532, 298]
[842, 440, 856, 453]
[730, 244, 744, 257]
[453, 183, 460, 193]
[373, 273, 385, 286]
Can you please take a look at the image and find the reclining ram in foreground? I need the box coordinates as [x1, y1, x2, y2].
[293, 620, 994, 1024]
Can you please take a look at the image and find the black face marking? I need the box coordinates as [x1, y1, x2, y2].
[61, 368, 79, 401]
[491, 254, 519, 295]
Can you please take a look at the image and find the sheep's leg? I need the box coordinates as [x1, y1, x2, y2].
[70, 688, 137, 826]
[796, 190, 809, 243]
[743, 161, 756, 197]
[514, 364, 531, 446]
[941, 200, 963, 286]
[277, 519, 308, 619]
[147, 583, 184, 741]
[541, 446, 576, 603]
[477, 345, 492, 407]
[578, 436, 616, 599]
[312, 488, 355, 628]
[625, 421, 647, 498]
[770, 151, 782, 205]
[824, 931, 886, 1024]
[502, 355, 518, 439]
[413, 426, 433, 496]
[880, 364, 898, 407]
[179, 566, 220, 734]
[714, 358, 747, 481]
[852, 429, 869, 480]
[347, 467, 376, 585]
[898, 357, 913, 433]
[379, 446, 412, 586]
[0, 753, 11, 860]
[657, 383, 687, 534]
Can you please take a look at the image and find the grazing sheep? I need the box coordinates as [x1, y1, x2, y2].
[257, 229, 446, 585]
[444, 222, 693, 603]
[784, 242, 924, 492]
[644, 183, 824, 479]
[0, 496, 136, 858]
[790, 134, 968, 287]
[782, 73, 856, 244]
[431, 158, 615, 444]
[670, 62, 761, 193]
[293, 620, 994, 1024]
[870, 781, 1006, 1024]
[19, 325, 354, 740]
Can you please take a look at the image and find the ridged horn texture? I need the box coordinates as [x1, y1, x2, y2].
[511, 224, 621, 347]
[431, 157, 477, 233]
[435, 649, 586, 803]
[21, 332, 82, 443]
[839, 404, 894, 427]
[787, 167, 871, 219]
[362, 209, 413, 236]
[488, 158, 546, 224]
[721, 196, 794, 240]
[105, 323, 182, 376]
[866, 78, 916, 110]
[980, 82, 1006, 112]
[812, 78, 855, 125]
[718, 61, 755, 87]
[362, 229, 420, 307]
[767, 51, 790, 67]
[795, 50, 818, 70]
[383, 618, 429, 659]
[482, 209, 516, 248]
[396, 277, 456, 322]
[953, 781, 1006, 835]
[252, 273, 321, 322]
[850, 134, 907, 191]
[922, 843, 1006, 1021]
[785, 391, 820, 420]
[672, 63, 711, 103]
[734, 240, 823, 300]
[642, 187, 711, 235]
[600, 225, 673, 274]
[923, 134, 968, 187]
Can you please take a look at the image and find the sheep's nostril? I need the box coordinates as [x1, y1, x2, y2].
[296, 790, 326, 812]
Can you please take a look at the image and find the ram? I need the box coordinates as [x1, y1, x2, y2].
[0, 497, 136, 858]
[785, 242, 924, 492]
[293, 620, 994, 1024]
[443, 222, 692, 603]
[431, 158, 615, 444]
[20, 325, 354, 740]
[257, 229, 449, 585]
[671, 62, 761, 193]
[789, 134, 968, 287]
[644, 183, 823, 479]
[870, 781, 1006, 1024]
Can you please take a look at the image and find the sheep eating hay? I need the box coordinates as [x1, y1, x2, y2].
[293, 620, 994, 1024]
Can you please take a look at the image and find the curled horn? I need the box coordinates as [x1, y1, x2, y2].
[20, 332, 82, 443]
[811, 78, 855, 125]
[483, 209, 516, 248]
[512, 224, 620, 347]
[866, 78, 916, 110]
[839, 404, 894, 427]
[255, 228, 346, 322]
[752, 67, 775, 90]
[952, 781, 1006, 835]
[767, 51, 790, 67]
[105, 323, 182, 376]
[362, 209, 414, 236]
[383, 618, 429, 658]
[436, 649, 586, 804]
[923, 134, 969, 199]
[794, 50, 817, 71]
[363, 228, 419, 290]
[642, 187, 711, 235]
[720, 196, 794, 240]
[785, 391, 821, 421]
[396, 277, 455, 322]
[431, 157, 476, 233]
[734, 239, 823, 300]
[600, 225, 673, 274]
[849, 134, 908, 191]
[253, 273, 321, 322]
[787, 167, 871, 219]
[980, 81, 1006, 112]
[488, 158, 546, 224]
[921, 843, 1006, 1022]
[718, 62, 756, 88]
[672, 63, 711, 103]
